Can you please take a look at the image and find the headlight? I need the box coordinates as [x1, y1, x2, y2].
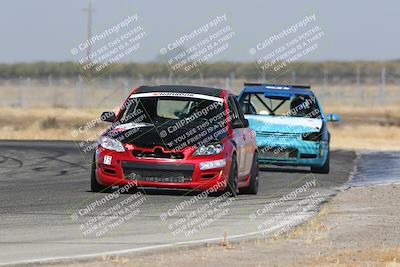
[99, 136, 125, 152]
[193, 144, 224, 156]
[302, 132, 322, 141]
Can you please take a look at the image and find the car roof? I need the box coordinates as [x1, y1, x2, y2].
[241, 83, 315, 96]
[136, 85, 225, 97]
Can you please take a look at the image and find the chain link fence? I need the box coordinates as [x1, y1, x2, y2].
[1, 69, 399, 109]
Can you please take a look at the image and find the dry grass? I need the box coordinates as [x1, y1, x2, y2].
[0, 107, 105, 140]
[305, 247, 400, 267]
[327, 105, 400, 119]
[330, 125, 400, 151]
[0, 107, 101, 119]
[326, 105, 400, 150]
[0, 106, 399, 151]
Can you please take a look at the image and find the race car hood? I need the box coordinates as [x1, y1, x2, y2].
[245, 115, 322, 134]
[107, 120, 227, 150]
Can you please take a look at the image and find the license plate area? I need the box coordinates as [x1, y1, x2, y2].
[260, 147, 298, 159]
[263, 151, 289, 158]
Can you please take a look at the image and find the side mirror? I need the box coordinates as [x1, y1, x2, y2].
[101, 111, 116, 123]
[327, 113, 341, 122]
[232, 118, 249, 129]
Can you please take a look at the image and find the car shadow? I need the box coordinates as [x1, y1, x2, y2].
[88, 187, 224, 197]
[136, 187, 203, 196]
[89, 187, 207, 196]
[260, 166, 311, 174]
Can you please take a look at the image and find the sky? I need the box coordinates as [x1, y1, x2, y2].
[0, 0, 399, 63]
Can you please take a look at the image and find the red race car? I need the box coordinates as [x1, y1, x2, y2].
[91, 85, 259, 196]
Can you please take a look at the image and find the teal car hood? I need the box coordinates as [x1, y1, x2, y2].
[245, 115, 323, 134]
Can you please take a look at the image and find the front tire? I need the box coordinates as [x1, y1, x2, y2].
[311, 150, 330, 174]
[240, 153, 259, 194]
[224, 155, 238, 197]
[91, 155, 108, 192]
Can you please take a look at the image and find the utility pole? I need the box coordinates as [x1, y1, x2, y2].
[356, 66, 360, 88]
[83, 0, 94, 64]
[356, 66, 364, 104]
[291, 70, 296, 84]
[380, 67, 386, 106]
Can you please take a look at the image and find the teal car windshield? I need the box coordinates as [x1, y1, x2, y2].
[239, 93, 321, 119]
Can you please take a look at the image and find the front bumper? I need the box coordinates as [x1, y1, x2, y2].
[95, 147, 229, 191]
[256, 137, 328, 167]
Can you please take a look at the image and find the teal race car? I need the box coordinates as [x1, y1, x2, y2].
[237, 83, 340, 173]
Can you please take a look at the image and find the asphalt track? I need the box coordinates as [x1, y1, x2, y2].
[0, 141, 356, 266]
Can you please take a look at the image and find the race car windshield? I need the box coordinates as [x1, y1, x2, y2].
[119, 96, 225, 124]
[114, 95, 228, 149]
[240, 93, 321, 119]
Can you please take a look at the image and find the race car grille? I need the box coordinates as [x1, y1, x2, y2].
[256, 132, 301, 139]
[132, 149, 184, 159]
[122, 161, 194, 183]
[124, 170, 192, 183]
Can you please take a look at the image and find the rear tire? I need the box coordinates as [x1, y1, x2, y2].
[91, 155, 108, 192]
[240, 153, 259, 194]
[224, 155, 238, 197]
[311, 150, 330, 174]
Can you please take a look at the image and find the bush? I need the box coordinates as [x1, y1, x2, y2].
[40, 117, 59, 129]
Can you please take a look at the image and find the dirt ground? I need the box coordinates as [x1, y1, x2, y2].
[37, 183, 400, 267]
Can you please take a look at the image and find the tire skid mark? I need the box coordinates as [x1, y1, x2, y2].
[0, 155, 8, 164]
[0, 154, 24, 176]
[42, 156, 89, 171]
[0, 147, 87, 179]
